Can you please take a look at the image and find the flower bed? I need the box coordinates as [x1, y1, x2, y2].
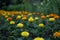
[0, 10, 60, 40]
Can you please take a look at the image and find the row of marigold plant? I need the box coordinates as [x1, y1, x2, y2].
[0, 10, 60, 40]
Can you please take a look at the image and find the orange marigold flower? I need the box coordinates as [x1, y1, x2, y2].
[54, 15, 59, 19]
[15, 11, 19, 15]
[53, 14, 58, 16]
[41, 15, 46, 19]
[7, 17, 13, 21]
[9, 11, 15, 15]
[49, 14, 54, 17]
[22, 11, 28, 15]
[22, 16, 27, 20]
[53, 32, 60, 38]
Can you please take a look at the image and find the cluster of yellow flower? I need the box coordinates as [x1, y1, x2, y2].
[0, 10, 60, 40]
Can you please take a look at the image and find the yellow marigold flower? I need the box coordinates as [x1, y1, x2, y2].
[28, 17, 34, 22]
[7, 12, 10, 15]
[17, 23, 24, 28]
[10, 21, 15, 24]
[5, 15, 8, 18]
[16, 15, 21, 20]
[21, 31, 29, 37]
[53, 32, 60, 38]
[18, 12, 21, 14]
[35, 17, 39, 21]
[33, 37, 44, 40]
[39, 23, 44, 27]
[2, 13, 6, 16]
[49, 18, 55, 22]
[46, 15, 49, 18]
[28, 13, 32, 16]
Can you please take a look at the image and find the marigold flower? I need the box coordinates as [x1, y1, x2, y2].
[54, 15, 59, 19]
[21, 31, 29, 37]
[49, 18, 55, 22]
[7, 17, 13, 21]
[35, 17, 39, 21]
[22, 11, 28, 15]
[39, 23, 44, 27]
[46, 15, 50, 18]
[33, 37, 44, 40]
[17, 23, 24, 28]
[2, 13, 6, 16]
[15, 11, 19, 15]
[16, 15, 21, 20]
[5, 15, 8, 18]
[49, 14, 54, 17]
[41, 15, 46, 19]
[28, 17, 34, 22]
[22, 15, 27, 20]
[10, 21, 15, 24]
[28, 13, 32, 16]
[53, 32, 60, 38]
[22, 16, 27, 20]
[9, 11, 15, 15]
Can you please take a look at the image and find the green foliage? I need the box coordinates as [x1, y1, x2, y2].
[1, 0, 60, 15]
[7, 4, 24, 11]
